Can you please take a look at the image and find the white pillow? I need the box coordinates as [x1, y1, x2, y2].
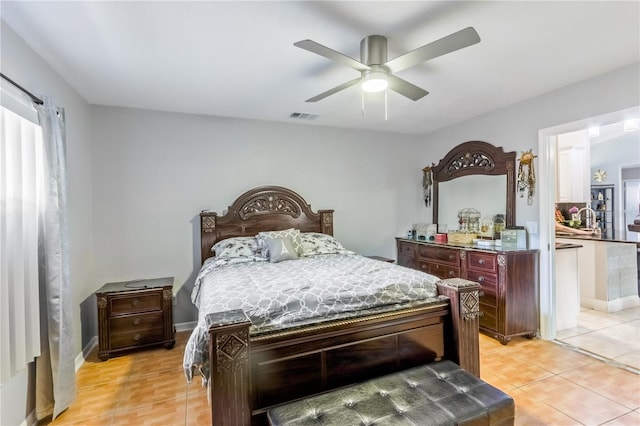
[212, 236, 265, 261]
[300, 233, 352, 257]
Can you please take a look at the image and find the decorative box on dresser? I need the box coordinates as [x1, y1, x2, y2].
[96, 277, 176, 360]
[397, 238, 539, 345]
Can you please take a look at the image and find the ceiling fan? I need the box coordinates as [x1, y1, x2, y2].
[294, 27, 480, 102]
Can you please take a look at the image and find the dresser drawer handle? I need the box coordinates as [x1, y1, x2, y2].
[448, 255, 454, 260]
[132, 318, 141, 326]
[478, 259, 485, 265]
[448, 270, 455, 277]
[479, 291, 485, 297]
[477, 275, 485, 282]
[420, 264, 427, 270]
[132, 299, 140, 307]
[133, 333, 141, 341]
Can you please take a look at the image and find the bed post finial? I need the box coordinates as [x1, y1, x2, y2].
[319, 210, 334, 235]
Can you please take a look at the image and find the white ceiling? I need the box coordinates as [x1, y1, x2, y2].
[2, 1, 639, 135]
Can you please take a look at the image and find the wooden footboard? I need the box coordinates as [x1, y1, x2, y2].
[207, 278, 480, 426]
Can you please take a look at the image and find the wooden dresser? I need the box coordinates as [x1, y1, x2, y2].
[96, 277, 175, 360]
[397, 238, 539, 344]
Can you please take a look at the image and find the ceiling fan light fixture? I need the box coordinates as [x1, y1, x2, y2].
[362, 71, 388, 93]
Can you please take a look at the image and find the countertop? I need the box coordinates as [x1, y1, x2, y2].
[555, 233, 640, 246]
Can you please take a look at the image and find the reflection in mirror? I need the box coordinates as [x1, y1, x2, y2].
[438, 175, 507, 232]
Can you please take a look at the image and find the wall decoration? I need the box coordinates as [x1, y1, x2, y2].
[517, 149, 537, 205]
[593, 169, 607, 183]
[422, 164, 435, 207]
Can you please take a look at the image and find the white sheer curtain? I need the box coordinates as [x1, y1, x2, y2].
[0, 93, 43, 384]
[34, 96, 76, 420]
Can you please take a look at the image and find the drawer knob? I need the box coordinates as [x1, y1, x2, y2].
[448, 255, 454, 260]
[478, 259, 485, 265]
[132, 299, 140, 307]
[448, 270, 454, 277]
[477, 275, 485, 282]
[420, 264, 426, 270]
[132, 318, 141, 326]
[479, 291, 485, 297]
[133, 333, 141, 341]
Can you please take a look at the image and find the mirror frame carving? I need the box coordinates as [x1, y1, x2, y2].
[432, 141, 517, 228]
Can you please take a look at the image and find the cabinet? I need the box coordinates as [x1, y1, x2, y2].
[590, 185, 615, 239]
[557, 131, 589, 203]
[96, 277, 175, 360]
[397, 238, 539, 344]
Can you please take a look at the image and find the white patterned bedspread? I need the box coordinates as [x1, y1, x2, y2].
[183, 253, 442, 384]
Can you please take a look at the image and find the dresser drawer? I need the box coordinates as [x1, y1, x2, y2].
[479, 304, 497, 330]
[467, 252, 497, 273]
[397, 242, 416, 257]
[398, 255, 417, 269]
[418, 261, 460, 279]
[109, 328, 165, 350]
[110, 292, 162, 314]
[467, 269, 498, 290]
[109, 311, 164, 334]
[418, 246, 459, 266]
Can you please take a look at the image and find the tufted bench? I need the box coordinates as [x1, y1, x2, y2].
[267, 360, 514, 426]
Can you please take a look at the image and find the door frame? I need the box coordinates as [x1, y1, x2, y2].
[537, 106, 639, 340]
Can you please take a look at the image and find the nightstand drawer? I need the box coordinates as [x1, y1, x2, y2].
[110, 292, 162, 314]
[109, 328, 165, 350]
[109, 311, 164, 334]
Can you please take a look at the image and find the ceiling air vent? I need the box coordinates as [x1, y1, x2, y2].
[289, 112, 318, 120]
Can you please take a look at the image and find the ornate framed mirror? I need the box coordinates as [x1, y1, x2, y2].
[431, 141, 517, 230]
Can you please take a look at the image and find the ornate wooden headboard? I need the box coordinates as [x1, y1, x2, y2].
[200, 186, 334, 263]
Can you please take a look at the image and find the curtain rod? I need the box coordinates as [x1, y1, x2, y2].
[1, 72, 44, 105]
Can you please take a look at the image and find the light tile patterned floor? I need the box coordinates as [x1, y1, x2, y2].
[47, 328, 640, 426]
[556, 306, 640, 372]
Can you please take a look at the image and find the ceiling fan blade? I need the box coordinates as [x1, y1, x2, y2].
[305, 77, 361, 102]
[294, 40, 372, 72]
[384, 27, 480, 74]
[388, 75, 429, 101]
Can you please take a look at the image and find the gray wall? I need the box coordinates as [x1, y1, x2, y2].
[89, 106, 423, 324]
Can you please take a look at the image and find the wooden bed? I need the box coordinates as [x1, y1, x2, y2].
[198, 186, 481, 425]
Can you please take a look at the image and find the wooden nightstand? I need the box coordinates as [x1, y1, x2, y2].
[96, 277, 176, 360]
[366, 255, 395, 263]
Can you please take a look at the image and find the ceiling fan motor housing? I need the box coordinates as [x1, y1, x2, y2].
[360, 35, 388, 65]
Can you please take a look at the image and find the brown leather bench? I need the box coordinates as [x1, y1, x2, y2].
[267, 360, 514, 425]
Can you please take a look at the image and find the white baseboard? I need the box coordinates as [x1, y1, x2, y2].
[20, 409, 36, 426]
[175, 321, 197, 332]
[581, 295, 640, 312]
[75, 336, 98, 372]
[73, 322, 196, 372]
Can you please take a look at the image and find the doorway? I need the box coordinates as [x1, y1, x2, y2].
[538, 106, 640, 372]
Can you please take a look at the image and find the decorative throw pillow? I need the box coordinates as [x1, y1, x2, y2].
[212, 237, 265, 261]
[300, 232, 352, 257]
[256, 228, 302, 256]
[264, 235, 299, 263]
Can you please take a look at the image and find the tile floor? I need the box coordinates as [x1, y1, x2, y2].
[46, 329, 640, 426]
[556, 306, 640, 372]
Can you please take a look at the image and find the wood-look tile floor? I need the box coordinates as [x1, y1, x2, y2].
[47, 330, 640, 426]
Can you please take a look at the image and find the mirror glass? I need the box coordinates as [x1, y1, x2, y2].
[437, 175, 507, 232]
